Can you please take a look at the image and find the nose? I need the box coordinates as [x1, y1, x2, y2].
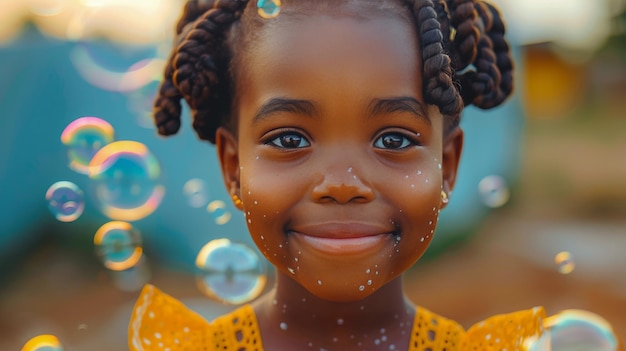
[311, 166, 375, 204]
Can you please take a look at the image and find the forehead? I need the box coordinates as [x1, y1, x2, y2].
[237, 13, 421, 105]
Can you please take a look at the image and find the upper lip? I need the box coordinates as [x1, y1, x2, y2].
[289, 222, 397, 239]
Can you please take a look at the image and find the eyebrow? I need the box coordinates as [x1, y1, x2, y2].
[367, 97, 430, 125]
[253, 98, 318, 124]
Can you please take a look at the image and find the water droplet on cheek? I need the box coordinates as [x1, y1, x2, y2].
[359, 285, 365, 291]
[280, 322, 288, 330]
[317, 280, 322, 285]
[337, 318, 344, 325]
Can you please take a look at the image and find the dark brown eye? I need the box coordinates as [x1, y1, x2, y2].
[269, 133, 310, 149]
[374, 133, 413, 149]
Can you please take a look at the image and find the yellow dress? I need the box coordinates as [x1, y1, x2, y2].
[127, 284, 548, 351]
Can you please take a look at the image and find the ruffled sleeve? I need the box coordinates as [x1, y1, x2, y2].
[460, 306, 547, 350]
[128, 284, 213, 351]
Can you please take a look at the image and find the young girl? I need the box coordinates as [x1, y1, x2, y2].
[127, 0, 619, 350]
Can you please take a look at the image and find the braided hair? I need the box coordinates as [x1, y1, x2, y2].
[154, 0, 514, 143]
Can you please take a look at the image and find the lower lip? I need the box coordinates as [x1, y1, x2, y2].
[292, 232, 392, 255]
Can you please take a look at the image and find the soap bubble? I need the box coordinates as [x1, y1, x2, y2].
[21, 334, 63, 351]
[61, 117, 115, 174]
[257, 0, 282, 19]
[94, 221, 143, 271]
[478, 175, 510, 208]
[29, 0, 65, 17]
[71, 44, 164, 92]
[555, 251, 575, 274]
[89, 140, 164, 221]
[207, 200, 232, 225]
[127, 79, 160, 129]
[195, 238, 266, 304]
[526, 310, 619, 351]
[46, 181, 85, 222]
[183, 178, 209, 208]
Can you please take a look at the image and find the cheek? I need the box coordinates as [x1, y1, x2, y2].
[238, 160, 303, 262]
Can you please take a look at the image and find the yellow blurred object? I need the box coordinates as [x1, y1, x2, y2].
[523, 44, 589, 119]
[0, 0, 178, 45]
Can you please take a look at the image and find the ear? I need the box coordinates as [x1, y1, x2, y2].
[441, 126, 464, 209]
[215, 127, 242, 210]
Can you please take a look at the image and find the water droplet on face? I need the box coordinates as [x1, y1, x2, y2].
[280, 322, 288, 330]
[366, 268, 371, 274]
[554, 251, 575, 274]
[288, 267, 295, 274]
[195, 239, 266, 304]
[359, 285, 365, 291]
[61, 116, 114, 175]
[348, 167, 353, 173]
[21, 334, 64, 351]
[89, 141, 164, 221]
[207, 200, 232, 225]
[478, 175, 510, 208]
[46, 181, 85, 222]
[257, 0, 282, 19]
[317, 280, 322, 285]
[367, 279, 372, 285]
[183, 178, 208, 208]
[94, 221, 143, 271]
[337, 318, 344, 325]
[374, 338, 381, 345]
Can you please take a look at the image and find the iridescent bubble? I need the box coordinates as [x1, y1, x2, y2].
[29, 0, 65, 17]
[195, 238, 266, 304]
[45, 181, 85, 222]
[543, 310, 618, 351]
[127, 79, 160, 129]
[21, 334, 63, 351]
[183, 178, 209, 208]
[478, 175, 510, 208]
[71, 44, 165, 92]
[257, 0, 282, 19]
[61, 117, 115, 174]
[94, 221, 143, 271]
[89, 140, 164, 221]
[207, 200, 232, 225]
[555, 251, 575, 274]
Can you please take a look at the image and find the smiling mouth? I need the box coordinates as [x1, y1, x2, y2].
[291, 233, 394, 254]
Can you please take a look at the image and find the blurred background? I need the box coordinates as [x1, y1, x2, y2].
[0, 0, 624, 350]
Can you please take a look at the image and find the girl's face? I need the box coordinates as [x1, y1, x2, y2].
[217, 12, 463, 302]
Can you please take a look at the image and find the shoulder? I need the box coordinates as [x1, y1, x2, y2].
[410, 306, 547, 351]
[128, 284, 261, 351]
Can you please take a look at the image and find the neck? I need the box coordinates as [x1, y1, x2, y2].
[253, 271, 415, 350]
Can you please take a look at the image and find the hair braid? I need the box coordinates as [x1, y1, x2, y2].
[447, 0, 479, 69]
[406, 0, 464, 128]
[153, 0, 248, 142]
[450, 0, 514, 109]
